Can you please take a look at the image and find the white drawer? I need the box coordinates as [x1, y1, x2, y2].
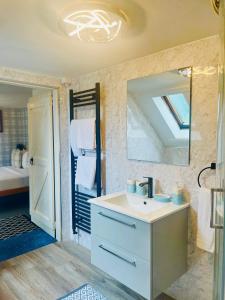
[92, 235, 151, 299]
[91, 205, 151, 260]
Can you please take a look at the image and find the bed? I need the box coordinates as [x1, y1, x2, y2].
[0, 167, 29, 196]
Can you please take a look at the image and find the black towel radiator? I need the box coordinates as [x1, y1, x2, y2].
[70, 83, 101, 234]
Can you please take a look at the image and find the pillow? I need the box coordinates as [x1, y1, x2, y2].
[11, 149, 22, 168]
[22, 151, 30, 169]
[11, 149, 17, 167]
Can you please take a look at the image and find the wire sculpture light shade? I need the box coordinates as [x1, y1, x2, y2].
[63, 9, 123, 42]
[211, 0, 220, 15]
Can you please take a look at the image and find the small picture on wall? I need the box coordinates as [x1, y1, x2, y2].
[0, 110, 3, 132]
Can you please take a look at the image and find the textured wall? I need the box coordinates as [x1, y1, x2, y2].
[71, 36, 219, 300]
[0, 108, 28, 166]
[0, 36, 220, 299]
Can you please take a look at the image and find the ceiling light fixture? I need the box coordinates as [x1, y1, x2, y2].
[63, 8, 125, 43]
[211, 0, 220, 15]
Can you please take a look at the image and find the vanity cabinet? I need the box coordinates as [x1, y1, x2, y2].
[91, 204, 188, 300]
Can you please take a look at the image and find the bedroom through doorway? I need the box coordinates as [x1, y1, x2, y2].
[0, 82, 60, 261]
[0, 84, 31, 220]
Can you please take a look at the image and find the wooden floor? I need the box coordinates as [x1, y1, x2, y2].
[0, 242, 174, 300]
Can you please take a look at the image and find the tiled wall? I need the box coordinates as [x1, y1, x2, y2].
[0, 108, 28, 166]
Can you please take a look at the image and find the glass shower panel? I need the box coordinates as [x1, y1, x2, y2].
[213, 1, 225, 299]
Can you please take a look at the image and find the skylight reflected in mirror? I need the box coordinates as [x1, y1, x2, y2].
[127, 67, 192, 166]
[168, 93, 190, 127]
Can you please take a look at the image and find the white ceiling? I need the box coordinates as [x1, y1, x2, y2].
[0, 0, 219, 77]
[0, 84, 32, 95]
[0, 84, 32, 108]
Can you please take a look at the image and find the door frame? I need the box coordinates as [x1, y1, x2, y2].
[0, 79, 62, 241]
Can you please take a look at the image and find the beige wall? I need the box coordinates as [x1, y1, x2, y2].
[71, 35, 219, 300]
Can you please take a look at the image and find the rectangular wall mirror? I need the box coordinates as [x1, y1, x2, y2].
[127, 67, 192, 166]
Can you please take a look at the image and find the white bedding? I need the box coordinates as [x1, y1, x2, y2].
[0, 166, 29, 191]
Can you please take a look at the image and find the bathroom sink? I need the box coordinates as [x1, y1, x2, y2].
[89, 192, 189, 223]
[105, 193, 167, 214]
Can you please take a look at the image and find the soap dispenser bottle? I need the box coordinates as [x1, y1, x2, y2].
[172, 182, 184, 205]
[127, 179, 136, 193]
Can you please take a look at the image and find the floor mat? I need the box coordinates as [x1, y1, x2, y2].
[58, 284, 107, 300]
[0, 215, 37, 240]
[0, 215, 56, 262]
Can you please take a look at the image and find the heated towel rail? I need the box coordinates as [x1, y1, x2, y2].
[70, 83, 101, 234]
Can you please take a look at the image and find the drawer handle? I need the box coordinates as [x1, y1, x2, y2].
[98, 212, 136, 229]
[99, 244, 136, 267]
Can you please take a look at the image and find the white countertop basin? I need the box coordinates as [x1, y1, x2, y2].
[89, 192, 189, 223]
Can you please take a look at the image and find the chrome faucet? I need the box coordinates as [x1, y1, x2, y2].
[139, 177, 153, 198]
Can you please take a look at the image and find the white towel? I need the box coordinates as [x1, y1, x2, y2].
[70, 121, 80, 156]
[70, 118, 96, 156]
[197, 188, 215, 253]
[76, 156, 96, 190]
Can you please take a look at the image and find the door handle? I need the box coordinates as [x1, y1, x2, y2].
[210, 188, 224, 229]
[30, 157, 34, 166]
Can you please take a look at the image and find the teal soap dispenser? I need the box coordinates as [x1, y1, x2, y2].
[127, 179, 136, 193]
[172, 182, 184, 205]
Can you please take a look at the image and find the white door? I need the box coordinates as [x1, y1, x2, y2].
[28, 91, 55, 237]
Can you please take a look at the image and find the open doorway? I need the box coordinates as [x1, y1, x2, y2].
[0, 84, 31, 220]
[0, 82, 61, 261]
